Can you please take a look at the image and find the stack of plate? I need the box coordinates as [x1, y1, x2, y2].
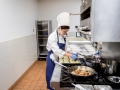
[84, 45, 96, 55]
[69, 45, 82, 52]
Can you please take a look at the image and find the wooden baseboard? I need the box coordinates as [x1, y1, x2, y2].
[8, 60, 38, 90]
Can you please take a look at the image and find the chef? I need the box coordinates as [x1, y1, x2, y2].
[46, 12, 78, 90]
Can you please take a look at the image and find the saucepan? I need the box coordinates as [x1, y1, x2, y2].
[101, 60, 119, 75]
[54, 61, 96, 77]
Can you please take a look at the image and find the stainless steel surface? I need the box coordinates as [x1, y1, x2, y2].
[50, 64, 61, 90]
[77, 26, 89, 31]
[80, 0, 120, 42]
[101, 60, 119, 75]
[93, 85, 112, 90]
[102, 42, 120, 63]
[66, 37, 88, 45]
[80, 0, 91, 41]
[80, 18, 90, 28]
[102, 60, 118, 66]
[72, 83, 86, 90]
[50, 64, 75, 90]
[91, 0, 120, 42]
[80, 0, 91, 14]
[75, 84, 94, 90]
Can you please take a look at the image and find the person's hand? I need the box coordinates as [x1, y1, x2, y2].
[67, 50, 72, 53]
[72, 52, 78, 57]
[71, 54, 78, 60]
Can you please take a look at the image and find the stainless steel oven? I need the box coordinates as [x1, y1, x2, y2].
[78, 0, 92, 40]
[78, 0, 120, 42]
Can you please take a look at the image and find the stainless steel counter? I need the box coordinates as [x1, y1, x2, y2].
[50, 64, 61, 90]
[50, 64, 75, 90]
[50, 64, 120, 90]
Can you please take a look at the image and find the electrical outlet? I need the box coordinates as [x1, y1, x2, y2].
[33, 29, 34, 32]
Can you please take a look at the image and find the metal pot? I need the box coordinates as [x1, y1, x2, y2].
[101, 60, 119, 75]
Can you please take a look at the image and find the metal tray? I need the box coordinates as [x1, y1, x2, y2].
[93, 85, 112, 90]
[75, 84, 94, 90]
[59, 56, 81, 65]
[59, 59, 81, 65]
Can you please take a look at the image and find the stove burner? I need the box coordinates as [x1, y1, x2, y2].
[108, 76, 120, 83]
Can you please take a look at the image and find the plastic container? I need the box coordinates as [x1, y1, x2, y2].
[93, 85, 112, 90]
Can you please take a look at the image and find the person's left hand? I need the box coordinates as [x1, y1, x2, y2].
[71, 52, 78, 57]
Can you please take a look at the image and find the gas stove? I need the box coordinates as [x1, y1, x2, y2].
[60, 63, 120, 89]
[50, 58, 120, 90]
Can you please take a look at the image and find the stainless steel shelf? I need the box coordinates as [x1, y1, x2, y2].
[38, 30, 48, 31]
[36, 20, 52, 60]
[40, 51, 48, 55]
[39, 43, 46, 46]
[38, 57, 47, 58]
[38, 35, 48, 37]
[38, 38, 48, 39]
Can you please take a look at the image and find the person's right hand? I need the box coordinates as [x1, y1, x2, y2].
[71, 54, 78, 60]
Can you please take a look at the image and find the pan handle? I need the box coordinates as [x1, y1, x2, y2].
[54, 61, 68, 69]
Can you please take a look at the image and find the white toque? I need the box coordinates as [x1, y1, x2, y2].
[57, 12, 70, 28]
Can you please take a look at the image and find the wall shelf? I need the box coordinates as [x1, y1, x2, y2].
[39, 43, 46, 46]
[39, 51, 48, 55]
[36, 20, 52, 60]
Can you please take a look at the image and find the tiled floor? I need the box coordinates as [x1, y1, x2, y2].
[13, 60, 47, 90]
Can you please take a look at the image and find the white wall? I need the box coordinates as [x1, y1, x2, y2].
[0, 35, 37, 90]
[0, 0, 39, 42]
[38, 0, 81, 35]
[0, 0, 38, 89]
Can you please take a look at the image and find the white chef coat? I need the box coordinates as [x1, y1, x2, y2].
[46, 29, 71, 61]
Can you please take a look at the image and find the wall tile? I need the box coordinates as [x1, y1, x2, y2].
[0, 34, 37, 90]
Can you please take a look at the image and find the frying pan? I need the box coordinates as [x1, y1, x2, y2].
[55, 61, 96, 77]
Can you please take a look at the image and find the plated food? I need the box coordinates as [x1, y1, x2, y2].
[59, 56, 80, 64]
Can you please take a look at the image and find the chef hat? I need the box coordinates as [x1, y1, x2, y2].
[57, 12, 70, 28]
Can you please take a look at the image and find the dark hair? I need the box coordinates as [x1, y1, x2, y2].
[60, 26, 70, 29]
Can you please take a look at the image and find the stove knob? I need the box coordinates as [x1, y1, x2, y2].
[99, 79, 103, 83]
[113, 78, 119, 82]
[94, 75, 98, 80]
